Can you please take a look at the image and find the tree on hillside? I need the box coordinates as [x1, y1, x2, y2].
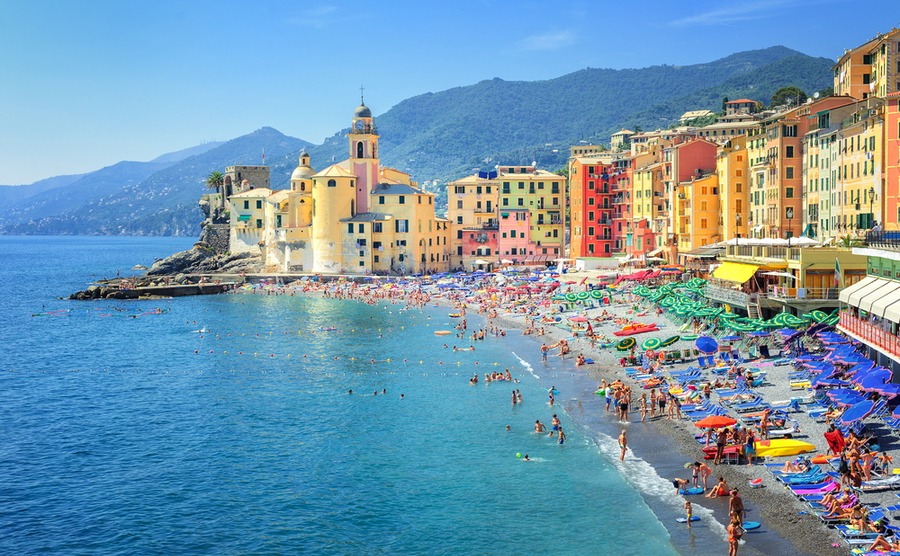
[205, 170, 225, 215]
[770, 86, 808, 108]
[722, 96, 729, 111]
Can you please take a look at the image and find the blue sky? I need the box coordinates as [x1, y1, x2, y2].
[0, 0, 895, 184]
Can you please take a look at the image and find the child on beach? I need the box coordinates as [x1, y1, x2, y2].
[684, 500, 693, 528]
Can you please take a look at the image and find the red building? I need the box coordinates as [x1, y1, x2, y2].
[569, 154, 628, 258]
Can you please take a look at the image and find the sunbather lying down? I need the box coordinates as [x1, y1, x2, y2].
[781, 456, 811, 473]
[866, 531, 898, 553]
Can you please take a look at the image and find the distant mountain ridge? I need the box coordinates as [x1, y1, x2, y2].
[0, 46, 835, 236]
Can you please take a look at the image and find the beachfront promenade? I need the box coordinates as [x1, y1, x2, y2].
[233, 268, 897, 556]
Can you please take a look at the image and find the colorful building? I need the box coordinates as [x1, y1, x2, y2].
[568, 153, 627, 259]
[446, 172, 500, 269]
[228, 102, 450, 274]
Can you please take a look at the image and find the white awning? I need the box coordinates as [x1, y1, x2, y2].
[848, 278, 891, 307]
[886, 292, 900, 324]
[870, 281, 900, 319]
[859, 280, 900, 314]
[647, 247, 664, 256]
[840, 276, 879, 305]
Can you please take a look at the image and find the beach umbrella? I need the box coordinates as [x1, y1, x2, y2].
[719, 335, 741, 342]
[837, 400, 875, 426]
[695, 336, 718, 354]
[694, 415, 737, 429]
[660, 335, 680, 347]
[569, 316, 589, 323]
[747, 331, 769, 337]
[641, 337, 662, 351]
[616, 338, 636, 351]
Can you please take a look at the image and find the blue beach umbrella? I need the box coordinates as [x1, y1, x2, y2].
[719, 335, 741, 342]
[695, 336, 718, 354]
[837, 399, 875, 426]
[747, 331, 770, 337]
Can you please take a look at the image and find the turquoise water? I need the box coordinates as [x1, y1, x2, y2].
[0, 237, 702, 554]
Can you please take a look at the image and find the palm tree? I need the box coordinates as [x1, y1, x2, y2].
[205, 171, 225, 216]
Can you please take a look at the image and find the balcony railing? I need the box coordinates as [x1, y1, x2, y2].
[839, 312, 900, 358]
[703, 284, 754, 307]
[865, 231, 900, 250]
[766, 285, 839, 301]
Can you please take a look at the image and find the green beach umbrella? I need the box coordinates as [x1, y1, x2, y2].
[641, 337, 662, 351]
[616, 337, 636, 351]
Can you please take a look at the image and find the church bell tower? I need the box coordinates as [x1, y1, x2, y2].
[348, 88, 379, 214]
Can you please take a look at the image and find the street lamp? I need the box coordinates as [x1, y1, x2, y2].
[869, 186, 876, 229]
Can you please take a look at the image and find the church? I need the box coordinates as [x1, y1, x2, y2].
[228, 101, 451, 275]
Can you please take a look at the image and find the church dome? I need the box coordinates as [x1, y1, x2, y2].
[354, 104, 372, 118]
[291, 165, 315, 181]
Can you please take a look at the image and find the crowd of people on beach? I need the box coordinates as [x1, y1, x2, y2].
[227, 270, 900, 555]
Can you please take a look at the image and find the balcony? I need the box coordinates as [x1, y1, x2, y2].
[766, 285, 839, 301]
[865, 231, 900, 251]
[703, 284, 755, 308]
[838, 312, 900, 360]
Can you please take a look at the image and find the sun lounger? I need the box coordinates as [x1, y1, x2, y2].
[859, 475, 900, 492]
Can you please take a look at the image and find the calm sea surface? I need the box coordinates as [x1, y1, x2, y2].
[0, 236, 722, 555]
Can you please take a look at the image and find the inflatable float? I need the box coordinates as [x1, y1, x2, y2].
[613, 324, 659, 337]
[434, 330, 452, 336]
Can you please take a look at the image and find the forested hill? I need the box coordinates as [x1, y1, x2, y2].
[299, 46, 834, 184]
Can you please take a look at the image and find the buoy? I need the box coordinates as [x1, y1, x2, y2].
[516, 453, 521, 459]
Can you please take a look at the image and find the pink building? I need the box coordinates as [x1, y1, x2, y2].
[498, 209, 537, 264]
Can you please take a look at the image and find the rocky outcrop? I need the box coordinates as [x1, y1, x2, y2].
[146, 244, 262, 276]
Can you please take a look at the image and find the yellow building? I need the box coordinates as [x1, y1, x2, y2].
[832, 100, 885, 233]
[675, 173, 720, 254]
[446, 172, 500, 269]
[497, 165, 566, 261]
[228, 102, 450, 274]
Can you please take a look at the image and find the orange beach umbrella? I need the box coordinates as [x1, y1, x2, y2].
[693, 415, 737, 429]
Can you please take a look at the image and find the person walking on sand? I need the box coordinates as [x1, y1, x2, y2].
[618, 430, 627, 461]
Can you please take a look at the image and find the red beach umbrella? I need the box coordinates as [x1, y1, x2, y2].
[569, 316, 589, 323]
[693, 415, 737, 429]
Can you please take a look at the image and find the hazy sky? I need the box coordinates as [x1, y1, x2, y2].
[0, 0, 895, 184]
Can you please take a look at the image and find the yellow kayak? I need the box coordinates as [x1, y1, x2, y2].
[754, 439, 815, 458]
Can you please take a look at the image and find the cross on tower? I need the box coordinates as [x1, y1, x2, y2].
[360, 85, 365, 105]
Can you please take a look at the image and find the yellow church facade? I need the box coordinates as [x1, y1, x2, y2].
[228, 103, 450, 275]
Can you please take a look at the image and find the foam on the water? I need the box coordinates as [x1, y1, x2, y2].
[575, 424, 728, 541]
[512, 351, 539, 379]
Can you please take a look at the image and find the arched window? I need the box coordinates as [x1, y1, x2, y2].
[300, 182, 306, 191]
[328, 179, 336, 188]
[357, 142, 364, 158]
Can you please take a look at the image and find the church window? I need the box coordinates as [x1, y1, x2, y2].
[300, 182, 306, 191]
[357, 142, 364, 158]
[328, 179, 336, 188]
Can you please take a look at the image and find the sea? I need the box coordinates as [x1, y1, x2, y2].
[0, 236, 798, 555]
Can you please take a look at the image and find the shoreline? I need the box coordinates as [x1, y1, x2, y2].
[231, 277, 848, 556]
[489, 307, 840, 556]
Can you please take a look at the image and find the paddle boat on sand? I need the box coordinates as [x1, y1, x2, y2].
[753, 439, 815, 458]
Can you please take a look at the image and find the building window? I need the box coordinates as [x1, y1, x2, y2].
[399, 196, 405, 204]
[348, 223, 354, 233]
[373, 223, 382, 233]
[786, 167, 794, 179]
[374, 255, 380, 263]
[517, 198, 524, 206]
[255, 219, 262, 229]
[256, 200, 263, 209]
[457, 200, 463, 209]
[243, 201, 249, 209]
[396, 220, 409, 233]
[328, 179, 336, 187]
[456, 216, 463, 224]
[379, 196, 385, 204]
[785, 146, 794, 158]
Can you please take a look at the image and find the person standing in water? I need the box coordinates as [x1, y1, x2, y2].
[618, 430, 628, 461]
[557, 426, 566, 445]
